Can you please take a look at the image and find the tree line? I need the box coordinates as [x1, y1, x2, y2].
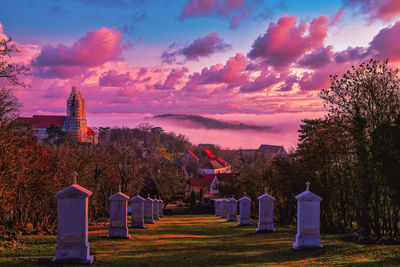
[1, 36, 399, 239]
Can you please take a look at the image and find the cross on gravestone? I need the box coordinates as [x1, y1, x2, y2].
[292, 186, 323, 250]
[118, 184, 121, 192]
[53, 178, 94, 264]
[72, 171, 78, 185]
[306, 181, 311, 191]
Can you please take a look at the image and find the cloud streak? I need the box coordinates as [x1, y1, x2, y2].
[153, 114, 274, 131]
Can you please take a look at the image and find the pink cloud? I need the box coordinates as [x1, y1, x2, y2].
[99, 70, 134, 87]
[239, 71, 281, 92]
[248, 15, 328, 68]
[32, 27, 123, 78]
[345, 0, 400, 23]
[329, 10, 345, 26]
[368, 21, 400, 62]
[161, 32, 231, 64]
[298, 45, 334, 69]
[154, 67, 188, 90]
[189, 53, 249, 87]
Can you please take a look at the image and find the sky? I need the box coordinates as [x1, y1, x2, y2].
[1, 0, 400, 149]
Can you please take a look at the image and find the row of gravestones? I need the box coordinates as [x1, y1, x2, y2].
[53, 172, 164, 264]
[214, 181, 323, 250]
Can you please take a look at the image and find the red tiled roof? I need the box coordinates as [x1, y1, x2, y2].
[18, 115, 66, 129]
[203, 148, 216, 159]
[87, 127, 96, 136]
[187, 150, 199, 161]
[217, 157, 231, 167]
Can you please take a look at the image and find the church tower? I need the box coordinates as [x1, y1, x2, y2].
[63, 86, 87, 142]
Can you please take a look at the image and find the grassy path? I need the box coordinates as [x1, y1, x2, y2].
[1, 215, 400, 266]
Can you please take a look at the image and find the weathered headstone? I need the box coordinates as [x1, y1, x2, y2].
[227, 197, 238, 221]
[108, 185, 130, 239]
[220, 199, 229, 218]
[238, 194, 252, 226]
[144, 195, 154, 224]
[293, 181, 323, 249]
[129, 195, 146, 229]
[53, 172, 94, 264]
[257, 188, 275, 232]
[215, 200, 222, 217]
[153, 196, 160, 220]
[158, 198, 163, 218]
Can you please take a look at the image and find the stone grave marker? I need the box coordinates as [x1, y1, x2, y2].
[108, 185, 130, 238]
[144, 194, 154, 224]
[227, 197, 238, 221]
[53, 171, 94, 264]
[215, 199, 222, 217]
[129, 194, 146, 229]
[220, 198, 229, 218]
[153, 196, 160, 220]
[238, 194, 252, 226]
[257, 188, 275, 232]
[158, 198, 163, 218]
[293, 181, 323, 249]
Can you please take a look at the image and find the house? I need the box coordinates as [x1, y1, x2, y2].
[240, 144, 287, 157]
[188, 172, 239, 198]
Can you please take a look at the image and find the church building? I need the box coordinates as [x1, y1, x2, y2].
[18, 86, 97, 143]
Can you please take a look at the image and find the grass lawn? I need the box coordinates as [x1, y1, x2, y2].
[1, 215, 400, 266]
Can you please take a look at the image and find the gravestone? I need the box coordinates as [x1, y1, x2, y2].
[129, 195, 146, 229]
[227, 197, 238, 221]
[257, 188, 275, 232]
[158, 198, 163, 218]
[108, 185, 130, 239]
[153, 196, 160, 220]
[144, 195, 154, 224]
[238, 194, 252, 226]
[215, 200, 222, 217]
[53, 172, 94, 264]
[220, 199, 229, 218]
[293, 181, 323, 249]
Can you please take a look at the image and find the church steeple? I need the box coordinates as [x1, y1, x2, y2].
[63, 86, 87, 141]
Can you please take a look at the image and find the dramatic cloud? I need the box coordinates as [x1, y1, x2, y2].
[154, 114, 274, 131]
[298, 45, 334, 69]
[367, 21, 400, 62]
[99, 70, 134, 87]
[154, 67, 188, 90]
[161, 32, 231, 64]
[248, 15, 328, 68]
[32, 27, 123, 78]
[344, 0, 400, 23]
[329, 9, 345, 26]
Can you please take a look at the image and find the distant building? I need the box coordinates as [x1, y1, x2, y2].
[188, 173, 239, 198]
[240, 144, 287, 157]
[18, 86, 97, 143]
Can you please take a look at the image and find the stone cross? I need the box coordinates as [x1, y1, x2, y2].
[306, 181, 311, 191]
[72, 171, 78, 185]
[118, 184, 121, 192]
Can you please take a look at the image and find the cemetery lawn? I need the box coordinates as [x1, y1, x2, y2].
[1, 215, 400, 266]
